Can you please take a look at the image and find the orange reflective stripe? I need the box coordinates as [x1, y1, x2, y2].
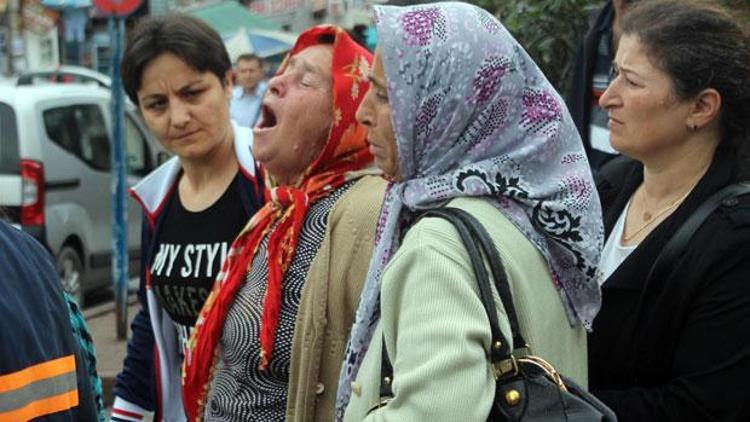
[0, 389, 79, 420]
[0, 355, 76, 393]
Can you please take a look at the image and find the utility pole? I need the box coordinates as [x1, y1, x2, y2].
[93, 0, 142, 342]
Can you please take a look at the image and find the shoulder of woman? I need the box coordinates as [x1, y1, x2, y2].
[328, 176, 388, 222]
[692, 195, 750, 251]
[670, 195, 750, 291]
[321, 176, 388, 245]
[398, 198, 514, 262]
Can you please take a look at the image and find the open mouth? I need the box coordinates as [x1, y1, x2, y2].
[257, 105, 278, 129]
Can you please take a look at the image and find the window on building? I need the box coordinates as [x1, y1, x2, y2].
[40, 38, 54, 65]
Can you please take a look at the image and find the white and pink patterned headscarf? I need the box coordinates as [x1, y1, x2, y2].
[336, 2, 604, 417]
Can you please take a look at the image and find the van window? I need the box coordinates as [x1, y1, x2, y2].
[43, 104, 111, 171]
[0, 102, 19, 174]
[125, 116, 150, 176]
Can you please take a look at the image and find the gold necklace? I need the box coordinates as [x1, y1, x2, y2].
[642, 187, 692, 221]
[622, 186, 692, 242]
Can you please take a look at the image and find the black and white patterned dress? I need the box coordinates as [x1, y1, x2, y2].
[204, 182, 354, 421]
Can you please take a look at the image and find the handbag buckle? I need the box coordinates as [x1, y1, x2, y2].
[518, 355, 568, 392]
[492, 356, 519, 380]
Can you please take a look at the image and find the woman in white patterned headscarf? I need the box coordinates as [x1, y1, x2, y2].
[335, 2, 604, 421]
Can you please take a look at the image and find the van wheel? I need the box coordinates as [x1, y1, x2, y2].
[57, 246, 84, 307]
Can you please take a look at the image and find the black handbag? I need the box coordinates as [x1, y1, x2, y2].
[377, 207, 617, 421]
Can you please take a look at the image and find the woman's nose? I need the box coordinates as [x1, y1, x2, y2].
[599, 82, 619, 109]
[267, 73, 287, 98]
[170, 100, 190, 128]
[356, 91, 374, 127]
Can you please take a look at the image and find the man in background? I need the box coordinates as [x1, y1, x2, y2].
[230, 53, 267, 128]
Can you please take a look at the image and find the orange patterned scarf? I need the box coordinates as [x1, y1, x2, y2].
[183, 26, 373, 420]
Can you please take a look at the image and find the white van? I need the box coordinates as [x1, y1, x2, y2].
[0, 83, 165, 305]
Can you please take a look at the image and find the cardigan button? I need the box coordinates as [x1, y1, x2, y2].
[351, 381, 362, 396]
[315, 382, 325, 395]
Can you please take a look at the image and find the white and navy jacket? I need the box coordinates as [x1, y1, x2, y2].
[112, 123, 264, 421]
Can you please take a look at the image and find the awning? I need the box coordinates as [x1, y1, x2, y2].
[189, 1, 281, 37]
[223, 27, 298, 60]
[40, 0, 91, 8]
[189, 1, 298, 60]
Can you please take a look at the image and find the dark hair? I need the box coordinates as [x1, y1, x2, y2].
[236, 53, 263, 67]
[121, 14, 231, 105]
[621, 0, 750, 177]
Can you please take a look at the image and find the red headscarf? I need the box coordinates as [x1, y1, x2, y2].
[183, 26, 374, 420]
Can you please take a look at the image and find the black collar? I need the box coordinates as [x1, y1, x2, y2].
[596, 145, 735, 289]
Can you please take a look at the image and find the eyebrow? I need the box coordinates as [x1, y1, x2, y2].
[140, 79, 204, 102]
[367, 73, 386, 90]
[288, 56, 326, 77]
[613, 62, 640, 77]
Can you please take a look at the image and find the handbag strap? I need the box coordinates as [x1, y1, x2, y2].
[431, 208, 528, 351]
[646, 181, 750, 282]
[379, 207, 528, 399]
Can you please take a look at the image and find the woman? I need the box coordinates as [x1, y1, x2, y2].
[336, 3, 604, 420]
[588, 1, 750, 421]
[112, 15, 265, 421]
[183, 26, 386, 422]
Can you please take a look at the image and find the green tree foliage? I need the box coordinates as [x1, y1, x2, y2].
[470, 0, 750, 96]
[470, 0, 601, 95]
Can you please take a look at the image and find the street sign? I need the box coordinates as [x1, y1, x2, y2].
[93, 0, 141, 16]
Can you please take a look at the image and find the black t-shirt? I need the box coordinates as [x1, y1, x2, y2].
[150, 172, 247, 340]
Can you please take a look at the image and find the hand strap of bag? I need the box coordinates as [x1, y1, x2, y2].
[379, 207, 528, 400]
[646, 181, 750, 282]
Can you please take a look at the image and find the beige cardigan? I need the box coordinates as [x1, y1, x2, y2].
[286, 175, 387, 422]
[343, 197, 588, 421]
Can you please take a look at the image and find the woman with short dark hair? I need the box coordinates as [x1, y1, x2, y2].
[112, 14, 264, 421]
[589, 1, 750, 420]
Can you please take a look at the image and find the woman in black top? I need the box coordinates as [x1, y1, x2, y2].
[588, 1, 750, 421]
[112, 14, 264, 420]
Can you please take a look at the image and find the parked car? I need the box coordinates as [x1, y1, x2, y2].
[0, 83, 166, 306]
[14, 65, 112, 89]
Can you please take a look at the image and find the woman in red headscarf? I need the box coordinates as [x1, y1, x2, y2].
[183, 26, 385, 422]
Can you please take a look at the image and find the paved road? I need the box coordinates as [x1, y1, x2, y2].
[85, 292, 139, 410]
